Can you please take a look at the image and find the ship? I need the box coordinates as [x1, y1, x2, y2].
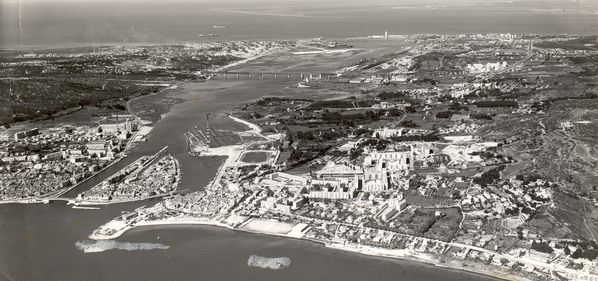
[212, 25, 228, 29]
[197, 33, 220, 38]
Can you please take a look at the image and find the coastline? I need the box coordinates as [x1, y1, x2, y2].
[89, 215, 530, 281]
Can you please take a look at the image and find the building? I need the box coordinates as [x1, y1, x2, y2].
[100, 120, 132, 135]
[269, 172, 308, 186]
[381, 194, 407, 221]
[308, 184, 354, 200]
[316, 161, 363, 180]
[361, 166, 391, 192]
[450, 114, 470, 122]
[14, 128, 39, 141]
[372, 128, 403, 139]
[43, 151, 63, 161]
[363, 150, 414, 171]
[387, 194, 407, 211]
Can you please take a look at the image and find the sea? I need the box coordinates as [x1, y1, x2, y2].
[1, 0, 598, 49]
[0, 1, 597, 280]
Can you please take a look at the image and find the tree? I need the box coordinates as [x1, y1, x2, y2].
[531, 240, 554, 254]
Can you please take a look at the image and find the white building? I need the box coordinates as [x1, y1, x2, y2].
[372, 128, 403, 139]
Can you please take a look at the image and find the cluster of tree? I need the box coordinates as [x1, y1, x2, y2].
[349, 147, 364, 160]
[288, 146, 330, 167]
[400, 120, 418, 128]
[514, 201, 535, 215]
[353, 128, 373, 137]
[171, 54, 240, 71]
[377, 91, 410, 101]
[435, 110, 457, 119]
[470, 113, 493, 120]
[256, 97, 312, 106]
[531, 240, 554, 254]
[412, 77, 438, 86]
[322, 111, 379, 122]
[474, 100, 519, 108]
[307, 100, 356, 110]
[515, 174, 545, 186]
[108, 173, 126, 184]
[567, 247, 598, 260]
[357, 138, 391, 151]
[564, 241, 598, 260]
[294, 129, 345, 142]
[97, 103, 127, 111]
[532, 93, 598, 112]
[404, 106, 417, 113]
[449, 102, 468, 111]
[469, 149, 498, 160]
[7, 142, 55, 154]
[473, 165, 505, 188]
[505, 207, 519, 216]
[3, 79, 160, 125]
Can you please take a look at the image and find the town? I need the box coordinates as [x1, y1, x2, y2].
[2, 33, 598, 281]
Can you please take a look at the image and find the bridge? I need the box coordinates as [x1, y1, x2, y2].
[207, 71, 338, 80]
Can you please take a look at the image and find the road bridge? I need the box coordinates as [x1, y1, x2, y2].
[209, 71, 337, 80]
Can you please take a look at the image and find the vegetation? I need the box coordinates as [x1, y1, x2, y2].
[473, 165, 505, 188]
[531, 240, 554, 254]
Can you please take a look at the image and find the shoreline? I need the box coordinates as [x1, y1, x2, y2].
[89, 215, 529, 281]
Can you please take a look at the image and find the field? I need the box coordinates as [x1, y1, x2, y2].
[240, 151, 271, 163]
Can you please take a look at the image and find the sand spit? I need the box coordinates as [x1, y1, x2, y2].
[247, 255, 291, 270]
[75, 240, 169, 253]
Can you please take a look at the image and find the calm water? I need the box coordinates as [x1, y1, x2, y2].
[0, 78, 502, 281]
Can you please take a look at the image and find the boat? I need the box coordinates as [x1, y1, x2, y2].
[197, 34, 220, 38]
[72, 205, 101, 210]
[212, 25, 227, 29]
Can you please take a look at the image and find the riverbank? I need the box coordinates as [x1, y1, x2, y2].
[74, 147, 180, 206]
[0, 155, 126, 205]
